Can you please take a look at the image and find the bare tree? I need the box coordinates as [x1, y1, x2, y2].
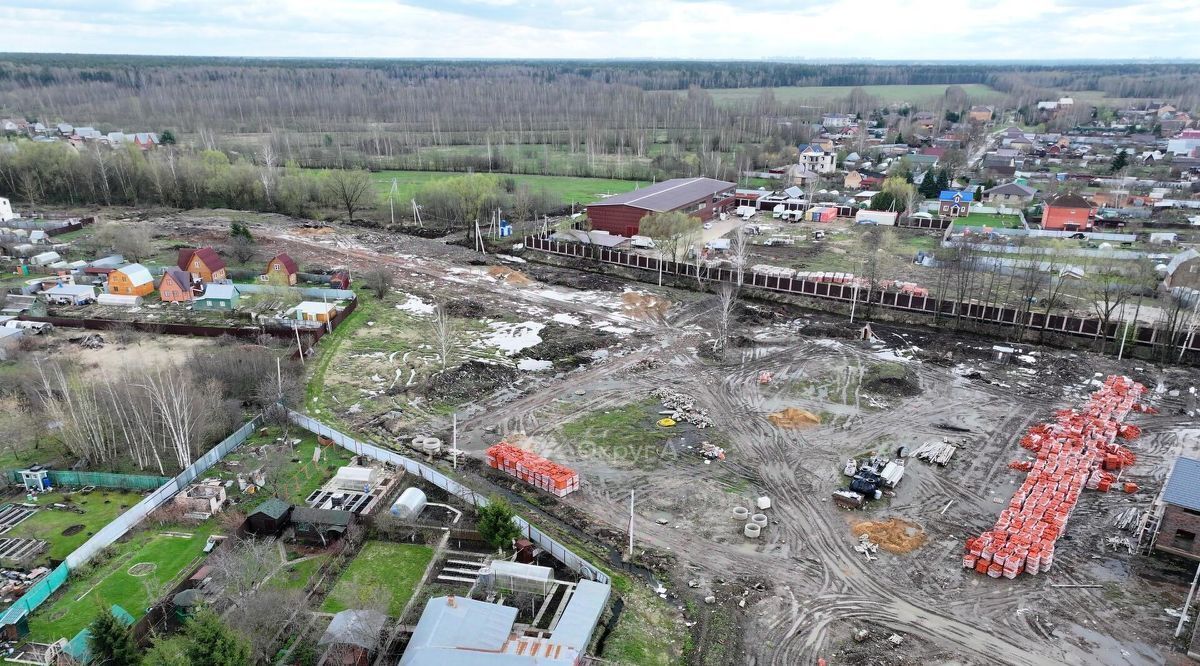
[430, 301, 455, 370]
[713, 283, 739, 359]
[363, 267, 394, 300]
[323, 169, 375, 222]
[729, 227, 749, 287]
[224, 587, 307, 664]
[210, 536, 281, 610]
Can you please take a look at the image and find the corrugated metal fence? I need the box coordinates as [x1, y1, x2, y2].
[288, 412, 611, 586]
[5, 470, 171, 491]
[0, 417, 261, 627]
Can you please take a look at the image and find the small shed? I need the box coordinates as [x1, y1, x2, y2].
[329, 270, 352, 290]
[194, 283, 240, 311]
[245, 498, 292, 536]
[291, 507, 352, 546]
[289, 301, 337, 323]
[319, 609, 386, 664]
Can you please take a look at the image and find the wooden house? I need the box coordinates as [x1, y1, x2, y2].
[178, 247, 227, 283]
[291, 507, 352, 546]
[193, 284, 240, 311]
[245, 498, 292, 537]
[159, 268, 195, 303]
[330, 270, 352, 290]
[264, 253, 298, 286]
[107, 263, 155, 297]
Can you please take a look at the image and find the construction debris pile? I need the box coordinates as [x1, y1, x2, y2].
[964, 375, 1149, 579]
[486, 443, 580, 497]
[650, 388, 713, 428]
[908, 439, 957, 466]
[834, 456, 905, 508]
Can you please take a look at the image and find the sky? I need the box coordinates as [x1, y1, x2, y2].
[2, 0, 1199, 61]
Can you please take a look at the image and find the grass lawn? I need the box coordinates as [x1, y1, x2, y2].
[27, 523, 219, 641]
[5, 490, 146, 564]
[269, 555, 328, 592]
[200, 428, 356, 511]
[370, 170, 642, 207]
[954, 212, 1023, 229]
[692, 83, 1006, 106]
[322, 542, 433, 617]
[560, 400, 671, 466]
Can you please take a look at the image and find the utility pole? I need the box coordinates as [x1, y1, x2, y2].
[388, 179, 398, 226]
[1177, 562, 1200, 637]
[628, 490, 635, 558]
[452, 412, 459, 471]
[294, 325, 305, 365]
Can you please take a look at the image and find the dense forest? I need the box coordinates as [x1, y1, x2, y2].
[0, 57, 1196, 179]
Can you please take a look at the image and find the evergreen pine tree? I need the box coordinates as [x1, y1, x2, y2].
[184, 608, 251, 666]
[88, 607, 139, 666]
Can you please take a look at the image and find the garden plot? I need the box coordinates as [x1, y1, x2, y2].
[198, 428, 356, 511]
[27, 522, 219, 642]
[321, 541, 433, 617]
[3, 490, 145, 565]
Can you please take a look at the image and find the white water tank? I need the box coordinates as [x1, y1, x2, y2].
[390, 487, 427, 521]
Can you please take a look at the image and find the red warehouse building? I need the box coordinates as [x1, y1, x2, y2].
[586, 177, 736, 237]
[1041, 193, 1096, 231]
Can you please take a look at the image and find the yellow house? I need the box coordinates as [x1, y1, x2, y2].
[107, 263, 155, 297]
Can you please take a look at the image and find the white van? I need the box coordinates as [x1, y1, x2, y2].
[630, 235, 657, 249]
[3, 320, 53, 334]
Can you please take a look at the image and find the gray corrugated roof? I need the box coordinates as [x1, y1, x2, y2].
[320, 609, 386, 650]
[550, 580, 609, 650]
[291, 506, 352, 526]
[587, 177, 734, 213]
[399, 596, 518, 665]
[1164, 457, 1200, 511]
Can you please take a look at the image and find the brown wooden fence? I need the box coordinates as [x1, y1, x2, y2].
[523, 234, 1200, 356]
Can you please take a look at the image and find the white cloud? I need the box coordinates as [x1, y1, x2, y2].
[0, 0, 1196, 59]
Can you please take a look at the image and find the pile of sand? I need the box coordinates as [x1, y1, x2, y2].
[621, 291, 670, 319]
[487, 266, 534, 286]
[292, 225, 334, 236]
[767, 407, 822, 428]
[851, 518, 927, 554]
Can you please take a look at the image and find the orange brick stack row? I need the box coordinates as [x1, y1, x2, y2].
[486, 443, 580, 497]
[964, 375, 1148, 579]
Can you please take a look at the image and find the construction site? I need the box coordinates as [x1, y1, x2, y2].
[2, 207, 1190, 662]
[19, 209, 1200, 665]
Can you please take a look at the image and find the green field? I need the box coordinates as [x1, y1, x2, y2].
[200, 429, 355, 511]
[5, 490, 146, 564]
[954, 212, 1024, 229]
[560, 400, 671, 466]
[691, 83, 1007, 106]
[372, 170, 643, 207]
[28, 524, 218, 641]
[322, 542, 433, 616]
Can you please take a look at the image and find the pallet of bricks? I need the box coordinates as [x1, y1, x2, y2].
[964, 375, 1152, 579]
[486, 443, 580, 497]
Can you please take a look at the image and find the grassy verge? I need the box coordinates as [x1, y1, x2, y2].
[27, 522, 219, 641]
[369, 170, 643, 207]
[305, 289, 375, 414]
[321, 542, 433, 616]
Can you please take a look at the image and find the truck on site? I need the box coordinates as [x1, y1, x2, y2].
[630, 235, 656, 249]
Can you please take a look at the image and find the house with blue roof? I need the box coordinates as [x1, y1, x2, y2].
[797, 144, 836, 174]
[1153, 456, 1200, 561]
[938, 190, 973, 218]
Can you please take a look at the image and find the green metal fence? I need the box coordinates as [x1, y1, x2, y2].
[5, 470, 172, 491]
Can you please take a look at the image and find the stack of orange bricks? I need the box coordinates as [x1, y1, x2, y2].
[486, 443, 580, 497]
[964, 375, 1149, 579]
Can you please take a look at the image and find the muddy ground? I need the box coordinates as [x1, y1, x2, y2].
[118, 210, 1200, 665]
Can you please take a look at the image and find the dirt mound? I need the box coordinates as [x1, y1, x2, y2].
[851, 518, 927, 554]
[861, 363, 921, 397]
[523, 265, 624, 291]
[61, 524, 84, 537]
[292, 225, 334, 236]
[768, 407, 822, 428]
[621, 291, 670, 319]
[523, 323, 615, 366]
[487, 266, 534, 286]
[414, 360, 519, 403]
[443, 298, 487, 318]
